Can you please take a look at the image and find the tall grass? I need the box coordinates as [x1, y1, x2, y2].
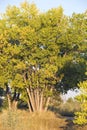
[0, 110, 66, 130]
[50, 98, 81, 117]
[58, 99, 80, 117]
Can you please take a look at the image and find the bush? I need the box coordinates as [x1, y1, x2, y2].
[50, 98, 80, 117]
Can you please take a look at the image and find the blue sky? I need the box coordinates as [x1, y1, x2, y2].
[0, 0, 87, 16]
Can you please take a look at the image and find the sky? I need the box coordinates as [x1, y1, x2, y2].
[0, 0, 87, 16]
[61, 89, 81, 101]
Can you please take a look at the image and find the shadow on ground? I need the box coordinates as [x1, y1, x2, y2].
[59, 117, 78, 130]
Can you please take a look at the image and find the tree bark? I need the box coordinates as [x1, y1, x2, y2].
[27, 99, 32, 112]
[36, 89, 40, 111]
[26, 87, 35, 112]
[39, 92, 43, 111]
[44, 97, 51, 111]
[44, 88, 53, 111]
[11, 101, 18, 110]
[34, 89, 40, 111]
[7, 94, 11, 110]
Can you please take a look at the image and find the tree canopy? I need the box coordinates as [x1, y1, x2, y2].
[0, 1, 87, 112]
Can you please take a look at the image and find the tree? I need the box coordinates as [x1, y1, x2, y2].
[0, 2, 67, 112]
[57, 11, 87, 93]
[74, 81, 87, 125]
[57, 61, 87, 92]
[0, 1, 87, 112]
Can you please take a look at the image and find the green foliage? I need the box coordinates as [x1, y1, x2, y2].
[74, 81, 87, 125]
[0, 1, 87, 111]
[51, 97, 80, 117]
[58, 61, 87, 92]
[0, 2, 64, 88]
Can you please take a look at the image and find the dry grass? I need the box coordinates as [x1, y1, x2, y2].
[0, 110, 67, 130]
[51, 99, 80, 117]
[0, 109, 86, 130]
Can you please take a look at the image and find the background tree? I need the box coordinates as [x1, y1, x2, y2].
[57, 11, 87, 93]
[74, 81, 87, 125]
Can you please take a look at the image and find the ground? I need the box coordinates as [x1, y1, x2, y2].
[0, 110, 86, 130]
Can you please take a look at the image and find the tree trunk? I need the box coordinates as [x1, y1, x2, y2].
[44, 97, 51, 111]
[44, 88, 53, 111]
[34, 89, 40, 111]
[7, 94, 11, 110]
[11, 101, 18, 110]
[36, 89, 40, 111]
[39, 92, 43, 111]
[27, 99, 32, 112]
[26, 87, 36, 112]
